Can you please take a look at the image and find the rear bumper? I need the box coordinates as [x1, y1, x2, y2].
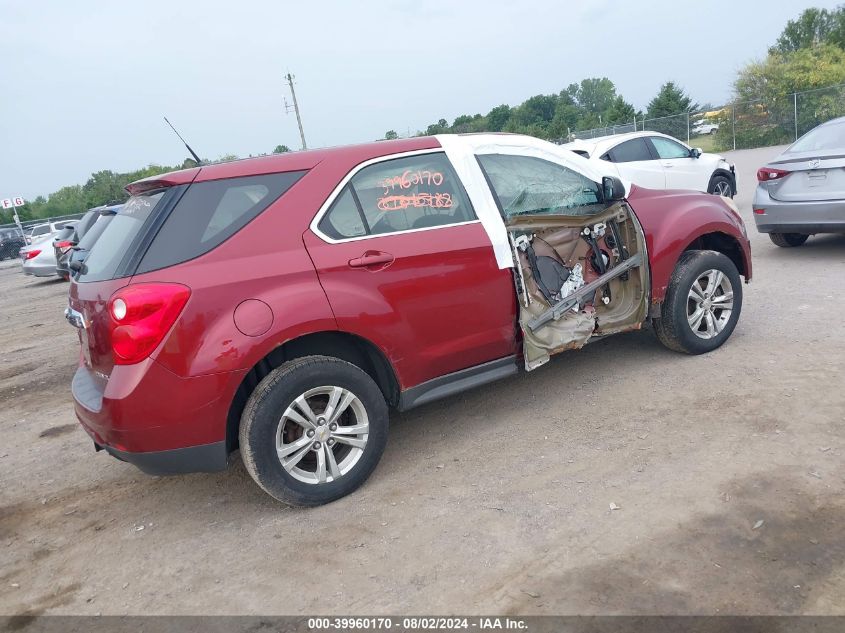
[753, 186, 845, 234]
[22, 262, 58, 277]
[97, 440, 228, 475]
[72, 360, 245, 474]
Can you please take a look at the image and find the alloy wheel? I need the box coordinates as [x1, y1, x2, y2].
[713, 181, 732, 196]
[687, 269, 733, 339]
[275, 386, 369, 484]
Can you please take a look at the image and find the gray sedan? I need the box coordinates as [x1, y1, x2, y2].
[753, 116, 845, 247]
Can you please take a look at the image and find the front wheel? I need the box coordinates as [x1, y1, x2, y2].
[239, 355, 389, 506]
[653, 250, 743, 355]
[708, 175, 733, 197]
[769, 232, 808, 248]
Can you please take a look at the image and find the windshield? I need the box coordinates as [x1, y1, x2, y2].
[788, 120, 845, 153]
[76, 192, 164, 282]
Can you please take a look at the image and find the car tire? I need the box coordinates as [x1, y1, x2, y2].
[708, 175, 733, 197]
[769, 232, 808, 248]
[239, 355, 389, 506]
[653, 250, 742, 355]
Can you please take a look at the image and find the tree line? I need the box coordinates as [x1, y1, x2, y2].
[5, 5, 844, 224]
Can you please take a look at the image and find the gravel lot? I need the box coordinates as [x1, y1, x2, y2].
[1, 144, 844, 617]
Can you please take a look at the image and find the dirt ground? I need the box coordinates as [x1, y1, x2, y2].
[1, 144, 844, 617]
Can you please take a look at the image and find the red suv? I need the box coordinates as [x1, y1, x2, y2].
[68, 134, 751, 506]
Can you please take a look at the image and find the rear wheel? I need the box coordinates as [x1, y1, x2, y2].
[653, 250, 742, 355]
[769, 232, 808, 247]
[708, 175, 733, 197]
[239, 355, 389, 506]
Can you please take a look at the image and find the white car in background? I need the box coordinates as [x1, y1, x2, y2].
[692, 121, 719, 136]
[562, 131, 736, 197]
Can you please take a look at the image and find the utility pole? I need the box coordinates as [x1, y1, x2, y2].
[284, 73, 307, 150]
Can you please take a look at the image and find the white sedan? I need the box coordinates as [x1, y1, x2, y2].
[562, 131, 735, 197]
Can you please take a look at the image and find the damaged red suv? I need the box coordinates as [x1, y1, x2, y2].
[67, 134, 751, 506]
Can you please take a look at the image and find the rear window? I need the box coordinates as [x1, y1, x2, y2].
[30, 225, 50, 237]
[136, 171, 305, 274]
[77, 193, 164, 282]
[788, 120, 845, 153]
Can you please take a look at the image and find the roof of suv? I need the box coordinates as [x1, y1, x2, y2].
[127, 137, 441, 195]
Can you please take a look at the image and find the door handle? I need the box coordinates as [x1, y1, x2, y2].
[662, 162, 674, 168]
[348, 251, 394, 269]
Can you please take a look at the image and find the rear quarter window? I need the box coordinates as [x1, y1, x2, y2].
[137, 171, 305, 274]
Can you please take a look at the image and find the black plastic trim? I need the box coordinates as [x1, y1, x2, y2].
[397, 356, 518, 411]
[115, 184, 191, 279]
[102, 441, 228, 475]
[755, 223, 845, 234]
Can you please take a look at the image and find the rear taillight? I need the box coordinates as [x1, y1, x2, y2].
[24, 250, 41, 260]
[757, 167, 790, 182]
[55, 240, 72, 248]
[108, 283, 191, 365]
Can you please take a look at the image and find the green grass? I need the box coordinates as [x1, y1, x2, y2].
[689, 133, 717, 153]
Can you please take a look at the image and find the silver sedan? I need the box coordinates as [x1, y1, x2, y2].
[753, 116, 845, 247]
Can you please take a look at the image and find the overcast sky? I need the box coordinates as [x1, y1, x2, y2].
[1, 0, 838, 200]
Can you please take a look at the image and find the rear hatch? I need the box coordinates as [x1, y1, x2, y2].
[68, 190, 168, 383]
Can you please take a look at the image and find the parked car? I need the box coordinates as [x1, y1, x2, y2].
[67, 134, 751, 506]
[0, 228, 26, 260]
[692, 121, 719, 135]
[25, 222, 62, 244]
[21, 225, 73, 277]
[562, 131, 736, 197]
[56, 205, 121, 280]
[753, 116, 845, 247]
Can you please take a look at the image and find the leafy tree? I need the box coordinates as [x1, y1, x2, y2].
[771, 6, 845, 53]
[383, 130, 398, 140]
[568, 77, 618, 117]
[486, 104, 511, 131]
[273, 144, 291, 153]
[722, 43, 845, 148]
[424, 118, 449, 135]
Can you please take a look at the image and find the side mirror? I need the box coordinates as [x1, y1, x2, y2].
[690, 147, 703, 158]
[602, 176, 626, 202]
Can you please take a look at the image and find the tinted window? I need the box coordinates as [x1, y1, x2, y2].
[608, 138, 653, 163]
[30, 225, 50, 237]
[54, 226, 75, 241]
[650, 136, 690, 159]
[788, 120, 845, 153]
[75, 210, 100, 240]
[137, 171, 305, 274]
[77, 193, 164, 282]
[77, 214, 114, 251]
[477, 154, 602, 218]
[318, 153, 474, 239]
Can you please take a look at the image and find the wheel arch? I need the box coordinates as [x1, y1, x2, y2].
[707, 168, 736, 195]
[225, 331, 400, 454]
[682, 231, 748, 279]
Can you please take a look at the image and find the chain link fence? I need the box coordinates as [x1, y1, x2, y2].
[0, 212, 84, 235]
[564, 82, 845, 151]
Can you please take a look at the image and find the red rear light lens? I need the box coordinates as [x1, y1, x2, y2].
[757, 167, 789, 182]
[55, 240, 72, 248]
[24, 249, 41, 260]
[108, 283, 191, 365]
